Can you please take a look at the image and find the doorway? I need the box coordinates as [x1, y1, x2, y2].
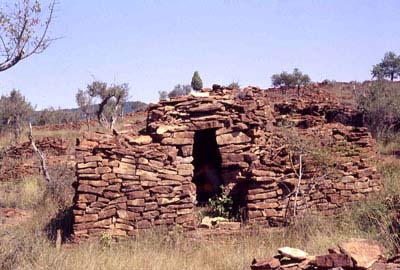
[192, 129, 223, 204]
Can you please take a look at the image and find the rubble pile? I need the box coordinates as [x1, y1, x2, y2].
[251, 239, 399, 270]
[0, 137, 70, 181]
[4, 136, 68, 157]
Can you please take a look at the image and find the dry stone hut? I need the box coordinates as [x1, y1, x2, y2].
[73, 85, 382, 238]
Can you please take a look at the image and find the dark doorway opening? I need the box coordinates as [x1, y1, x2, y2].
[192, 129, 223, 205]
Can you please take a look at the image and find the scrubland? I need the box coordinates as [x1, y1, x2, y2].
[0, 152, 399, 270]
[1, 83, 400, 270]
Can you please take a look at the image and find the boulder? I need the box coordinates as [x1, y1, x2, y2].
[338, 239, 385, 269]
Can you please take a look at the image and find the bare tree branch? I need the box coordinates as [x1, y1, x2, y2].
[29, 122, 51, 183]
[0, 0, 56, 72]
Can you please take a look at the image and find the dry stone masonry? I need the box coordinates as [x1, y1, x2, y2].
[73, 85, 382, 238]
[0, 137, 69, 181]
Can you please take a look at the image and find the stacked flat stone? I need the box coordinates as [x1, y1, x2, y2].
[74, 131, 196, 237]
[73, 85, 382, 238]
[4, 136, 68, 157]
[0, 137, 69, 181]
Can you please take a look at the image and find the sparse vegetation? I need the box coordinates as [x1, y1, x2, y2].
[357, 81, 400, 141]
[0, 159, 399, 269]
[159, 84, 192, 100]
[34, 107, 80, 126]
[0, 89, 34, 142]
[1, 0, 399, 267]
[271, 68, 311, 95]
[0, 175, 45, 209]
[227, 82, 240, 89]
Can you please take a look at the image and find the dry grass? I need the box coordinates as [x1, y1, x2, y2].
[1, 159, 399, 270]
[379, 139, 400, 156]
[0, 213, 367, 270]
[0, 175, 46, 209]
[1, 110, 400, 269]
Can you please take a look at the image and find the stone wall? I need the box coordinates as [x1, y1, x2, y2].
[73, 86, 382, 238]
[0, 137, 69, 181]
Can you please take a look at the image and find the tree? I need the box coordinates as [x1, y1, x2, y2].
[130, 101, 147, 112]
[76, 89, 94, 130]
[191, 71, 203, 91]
[0, 89, 33, 141]
[159, 84, 192, 100]
[371, 51, 400, 81]
[357, 81, 400, 140]
[271, 69, 311, 95]
[292, 68, 311, 95]
[271, 71, 295, 94]
[0, 0, 55, 72]
[228, 82, 240, 89]
[76, 81, 129, 131]
[158, 90, 168, 100]
[35, 107, 79, 126]
[168, 84, 191, 98]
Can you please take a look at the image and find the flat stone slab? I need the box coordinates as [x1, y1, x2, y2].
[278, 247, 308, 260]
[338, 238, 385, 269]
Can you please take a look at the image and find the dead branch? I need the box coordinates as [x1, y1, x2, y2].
[29, 122, 51, 183]
[293, 154, 303, 218]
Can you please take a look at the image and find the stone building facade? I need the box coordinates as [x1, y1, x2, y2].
[73, 85, 381, 237]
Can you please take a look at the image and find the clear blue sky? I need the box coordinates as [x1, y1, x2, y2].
[0, 0, 399, 109]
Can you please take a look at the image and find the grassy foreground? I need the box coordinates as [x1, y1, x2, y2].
[1, 160, 400, 270]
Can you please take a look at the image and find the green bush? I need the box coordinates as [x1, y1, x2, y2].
[357, 81, 400, 141]
[207, 186, 233, 219]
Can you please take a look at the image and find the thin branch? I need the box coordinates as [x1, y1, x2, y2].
[23, 0, 55, 59]
[29, 122, 51, 183]
[293, 154, 303, 218]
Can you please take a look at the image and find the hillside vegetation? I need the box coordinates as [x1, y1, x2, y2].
[0, 82, 400, 270]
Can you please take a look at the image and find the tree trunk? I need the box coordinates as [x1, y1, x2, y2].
[14, 122, 21, 142]
[86, 117, 90, 131]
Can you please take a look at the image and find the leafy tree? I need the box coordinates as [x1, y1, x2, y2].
[158, 90, 168, 100]
[130, 101, 147, 112]
[191, 71, 203, 91]
[357, 81, 400, 140]
[76, 89, 94, 130]
[168, 84, 191, 98]
[76, 81, 129, 130]
[271, 69, 311, 95]
[292, 68, 311, 95]
[35, 107, 79, 126]
[159, 85, 191, 100]
[227, 82, 240, 89]
[371, 51, 400, 81]
[0, 89, 33, 141]
[271, 71, 295, 94]
[0, 0, 55, 72]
